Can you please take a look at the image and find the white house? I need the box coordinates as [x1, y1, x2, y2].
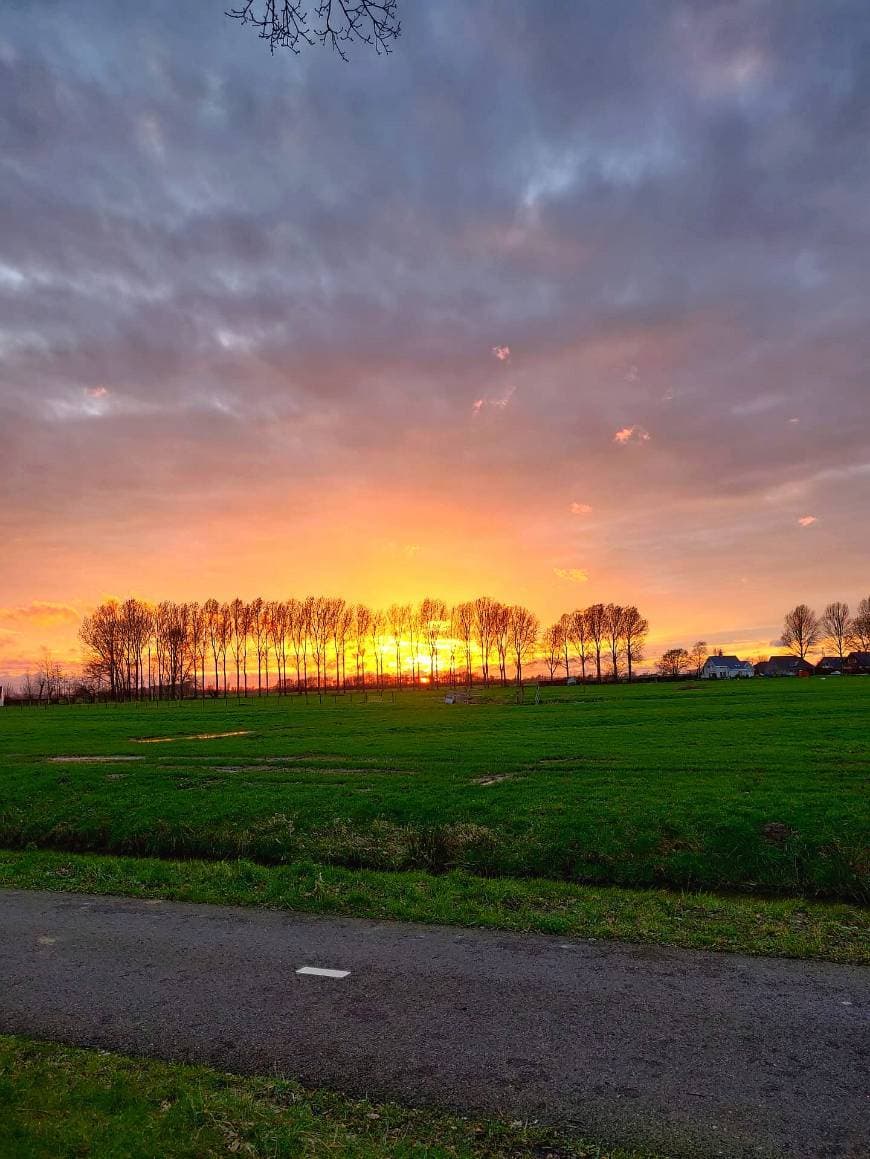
[702, 655, 754, 679]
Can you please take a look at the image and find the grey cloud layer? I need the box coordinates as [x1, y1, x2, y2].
[2, 0, 869, 559]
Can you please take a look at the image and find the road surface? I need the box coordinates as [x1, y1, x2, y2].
[1, 888, 867, 1157]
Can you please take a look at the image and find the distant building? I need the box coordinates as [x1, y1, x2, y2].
[844, 651, 870, 675]
[815, 657, 846, 675]
[702, 655, 754, 679]
[763, 655, 814, 677]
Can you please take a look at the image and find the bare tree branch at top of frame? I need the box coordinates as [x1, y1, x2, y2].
[226, 0, 400, 60]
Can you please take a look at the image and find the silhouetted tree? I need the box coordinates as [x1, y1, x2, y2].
[657, 647, 690, 678]
[781, 604, 822, 660]
[850, 596, 870, 650]
[542, 622, 564, 680]
[621, 606, 649, 682]
[690, 640, 707, 679]
[451, 601, 475, 688]
[508, 605, 538, 686]
[821, 601, 851, 660]
[227, 0, 400, 61]
[585, 603, 607, 682]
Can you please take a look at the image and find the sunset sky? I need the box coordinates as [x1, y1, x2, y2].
[2, 1, 869, 680]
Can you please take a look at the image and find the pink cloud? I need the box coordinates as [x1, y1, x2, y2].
[613, 425, 651, 445]
[471, 385, 515, 416]
[797, 515, 817, 527]
[492, 345, 511, 362]
[553, 567, 589, 583]
[569, 501, 592, 514]
[84, 386, 109, 399]
[0, 601, 80, 627]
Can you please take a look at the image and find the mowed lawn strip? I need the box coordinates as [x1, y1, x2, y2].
[0, 1034, 661, 1159]
[2, 851, 866, 964]
[1, 680, 867, 900]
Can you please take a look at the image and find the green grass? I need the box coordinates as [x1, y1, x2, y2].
[2, 849, 866, 963]
[0, 1034, 659, 1159]
[1, 681, 867, 900]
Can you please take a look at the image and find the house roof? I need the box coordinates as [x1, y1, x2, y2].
[816, 656, 845, 668]
[704, 655, 750, 669]
[766, 655, 812, 671]
[846, 651, 870, 664]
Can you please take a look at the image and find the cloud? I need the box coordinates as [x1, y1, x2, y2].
[613, 425, 651, 445]
[797, 515, 817, 526]
[569, 501, 592, 514]
[84, 386, 108, 398]
[471, 385, 515, 415]
[1, 0, 869, 667]
[0, 601, 80, 627]
[553, 568, 589, 583]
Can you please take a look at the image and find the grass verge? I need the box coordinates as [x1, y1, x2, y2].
[0, 1034, 661, 1158]
[1, 849, 866, 964]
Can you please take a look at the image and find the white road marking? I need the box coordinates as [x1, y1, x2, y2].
[37, 936, 57, 945]
[296, 966, 350, 979]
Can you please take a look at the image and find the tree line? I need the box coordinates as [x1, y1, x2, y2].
[779, 599, 870, 660]
[74, 596, 649, 700]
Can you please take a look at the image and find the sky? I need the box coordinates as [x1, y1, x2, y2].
[1, 0, 869, 680]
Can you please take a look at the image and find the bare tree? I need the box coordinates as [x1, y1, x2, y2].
[330, 598, 350, 689]
[387, 602, 410, 687]
[508, 605, 538, 686]
[451, 601, 475, 688]
[229, 597, 248, 696]
[80, 599, 124, 699]
[542, 622, 564, 681]
[368, 607, 387, 691]
[493, 602, 511, 685]
[268, 600, 290, 693]
[585, 603, 607, 682]
[604, 603, 626, 680]
[657, 647, 690, 678]
[690, 640, 708, 679]
[309, 596, 334, 691]
[473, 596, 498, 685]
[558, 612, 573, 681]
[781, 604, 822, 660]
[351, 603, 373, 687]
[566, 609, 592, 682]
[187, 602, 208, 699]
[419, 597, 447, 684]
[850, 596, 870, 650]
[621, 606, 649, 682]
[249, 597, 267, 694]
[821, 601, 851, 660]
[227, 0, 400, 60]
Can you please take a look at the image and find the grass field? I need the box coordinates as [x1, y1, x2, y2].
[1, 679, 867, 902]
[0, 1035, 654, 1159]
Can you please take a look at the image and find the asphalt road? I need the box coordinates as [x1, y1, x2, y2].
[1, 889, 867, 1158]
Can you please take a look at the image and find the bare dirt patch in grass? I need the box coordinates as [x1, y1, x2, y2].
[131, 730, 252, 744]
[48, 756, 144, 764]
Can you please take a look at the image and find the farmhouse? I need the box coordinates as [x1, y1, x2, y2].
[763, 655, 815, 677]
[816, 656, 846, 675]
[845, 651, 870, 675]
[702, 655, 754, 679]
